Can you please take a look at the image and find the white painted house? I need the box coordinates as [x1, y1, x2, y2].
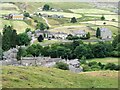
[100, 28, 112, 39]
[9, 14, 24, 20]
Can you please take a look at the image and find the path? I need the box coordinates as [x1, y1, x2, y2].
[42, 17, 51, 28]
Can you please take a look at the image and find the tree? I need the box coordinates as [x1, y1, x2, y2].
[74, 44, 94, 59]
[103, 22, 106, 25]
[2, 25, 18, 51]
[112, 34, 120, 48]
[86, 32, 90, 39]
[92, 42, 107, 58]
[25, 28, 31, 33]
[16, 47, 23, 61]
[42, 4, 50, 11]
[55, 62, 69, 70]
[96, 27, 101, 38]
[37, 35, 44, 42]
[104, 63, 116, 70]
[23, 11, 30, 17]
[17, 33, 31, 46]
[70, 17, 77, 23]
[101, 15, 105, 20]
[36, 22, 46, 30]
[11, 30, 18, 48]
[26, 44, 43, 57]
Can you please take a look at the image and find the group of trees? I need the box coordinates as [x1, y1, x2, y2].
[82, 61, 120, 72]
[36, 22, 49, 30]
[18, 33, 120, 60]
[66, 32, 90, 40]
[2, 25, 31, 51]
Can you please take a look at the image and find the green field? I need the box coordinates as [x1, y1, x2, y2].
[90, 25, 119, 35]
[80, 21, 119, 27]
[88, 57, 119, 65]
[85, 14, 119, 21]
[2, 66, 118, 88]
[15, 2, 95, 13]
[0, 18, 35, 33]
[0, 3, 20, 15]
[38, 11, 82, 18]
[69, 9, 116, 14]
[50, 25, 95, 35]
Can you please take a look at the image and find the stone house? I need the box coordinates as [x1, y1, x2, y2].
[53, 32, 68, 39]
[100, 28, 112, 39]
[73, 30, 86, 37]
[3, 48, 18, 60]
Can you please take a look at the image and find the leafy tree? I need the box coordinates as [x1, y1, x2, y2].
[2, 25, 18, 51]
[37, 35, 44, 42]
[86, 32, 90, 39]
[55, 62, 69, 70]
[96, 27, 101, 38]
[36, 22, 46, 30]
[23, 11, 30, 17]
[112, 34, 120, 48]
[92, 42, 107, 58]
[17, 33, 31, 46]
[42, 4, 50, 11]
[16, 47, 23, 61]
[104, 63, 116, 70]
[25, 28, 31, 33]
[11, 30, 18, 48]
[103, 22, 106, 25]
[26, 44, 43, 57]
[70, 17, 77, 23]
[101, 15, 105, 20]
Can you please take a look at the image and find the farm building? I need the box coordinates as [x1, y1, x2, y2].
[4, 14, 24, 20]
[53, 32, 68, 39]
[9, 14, 24, 20]
[73, 30, 87, 37]
[100, 28, 112, 39]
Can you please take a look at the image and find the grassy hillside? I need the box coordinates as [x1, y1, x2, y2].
[2, 66, 118, 88]
[15, 2, 95, 13]
[0, 18, 35, 33]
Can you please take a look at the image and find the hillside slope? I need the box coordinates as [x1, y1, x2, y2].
[2, 66, 118, 88]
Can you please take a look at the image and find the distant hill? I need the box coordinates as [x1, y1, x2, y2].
[2, 66, 118, 88]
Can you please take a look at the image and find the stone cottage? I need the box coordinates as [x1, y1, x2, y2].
[100, 28, 112, 39]
[73, 30, 86, 37]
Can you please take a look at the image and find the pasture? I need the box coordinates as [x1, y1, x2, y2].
[91, 25, 119, 35]
[69, 9, 116, 14]
[0, 3, 19, 10]
[49, 25, 95, 35]
[2, 66, 118, 88]
[38, 11, 82, 18]
[88, 57, 119, 65]
[85, 14, 119, 21]
[0, 3, 20, 15]
[80, 21, 119, 27]
[0, 18, 35, 33]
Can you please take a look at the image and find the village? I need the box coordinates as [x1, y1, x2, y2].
[0, 2, 114, 73]
[0, 1, 120, 88]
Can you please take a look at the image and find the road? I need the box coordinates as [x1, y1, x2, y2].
[42, 17, 51, 28]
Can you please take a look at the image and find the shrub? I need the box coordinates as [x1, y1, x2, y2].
[55, 62, 69, 70]
[82, 65, 91, 72]
[104, 63, 116, 70]
[91, 65, 101, 71]
[88, 61, 97, 67]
